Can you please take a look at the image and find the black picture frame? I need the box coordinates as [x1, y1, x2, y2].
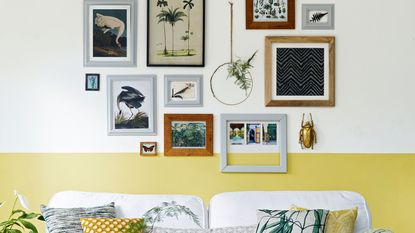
[146, 0, 205, 67]
[85, 73, 100, 91]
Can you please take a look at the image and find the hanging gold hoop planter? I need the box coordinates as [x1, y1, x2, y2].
[210, 1, 257, 106]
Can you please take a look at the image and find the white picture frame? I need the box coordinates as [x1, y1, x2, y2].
[84, 0, 137, 67]
[164, 75, 203, 107]
[107, 75, 157, 136]
[220, 114, 287, 173]
[302, 4, 335, 30]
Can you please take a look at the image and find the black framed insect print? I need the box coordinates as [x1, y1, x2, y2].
[265, 36, 335, 107]
[147, 0, 205, 67]
[84, 0, 137, 67]
[302, 4, 335, 30]
[140, 142, 157, 156]
[246, 0, 295, 29]
[107, 75, 157, 136]
[164, 75, 203, 107]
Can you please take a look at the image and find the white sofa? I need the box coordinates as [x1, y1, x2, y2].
[46, 190, 371, 233]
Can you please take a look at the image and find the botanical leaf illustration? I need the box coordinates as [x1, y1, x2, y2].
[310, 12, 328, 23]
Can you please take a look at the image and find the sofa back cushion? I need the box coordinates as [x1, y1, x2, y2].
[209, 191, 371, 233]
[47, 191, 207, 229]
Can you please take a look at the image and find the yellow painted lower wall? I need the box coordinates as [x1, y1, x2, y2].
[0, 153, 414, 232]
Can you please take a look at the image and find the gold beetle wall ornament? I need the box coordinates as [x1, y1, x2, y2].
[299, 113, 317, 149]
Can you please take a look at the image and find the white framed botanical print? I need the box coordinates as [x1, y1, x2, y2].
[164, 75, 203, 107]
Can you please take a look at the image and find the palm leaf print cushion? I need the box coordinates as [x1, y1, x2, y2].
[256, 209, 329, 233]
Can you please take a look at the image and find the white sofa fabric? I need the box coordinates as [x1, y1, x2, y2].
[46, 191, 371, 233]
[209, 191, 371, 233]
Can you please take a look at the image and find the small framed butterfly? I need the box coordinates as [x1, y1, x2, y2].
[140, 142, 157, 156]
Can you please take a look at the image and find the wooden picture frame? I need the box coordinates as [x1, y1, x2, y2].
[302, 4, 335, 30]
[107, 75, 157, 136]
[140, 142, 157, 156]
[164, 114, 213, 156]
[265, 36, 335, 107]
[164, 75, 203, 107]
[147, 0, 205, 67]
[246, 0, 295, 29]
[84, 0, 137, 67]
[220, 114, 287, 173]
[85, 73, 100, 91]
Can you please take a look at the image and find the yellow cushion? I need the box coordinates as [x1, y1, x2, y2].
[290, 205, 358, 233]
[80, 218, 144, 233]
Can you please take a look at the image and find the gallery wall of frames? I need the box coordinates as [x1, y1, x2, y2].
[2, 0, 415, 159]
[82, 0, 336, 173]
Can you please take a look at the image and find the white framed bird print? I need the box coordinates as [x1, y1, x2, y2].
[107, 75, 157, 136]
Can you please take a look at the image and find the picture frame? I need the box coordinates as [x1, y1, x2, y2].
[221, 114, 287, 173]
[140, 142, 157, 156]
[246, 0, 295, 29]
[85, 73, 100, 91]
[147, 0, 205, 67]
[84, 0, 137, 67]
[164, 114, 213, 156]
[164, 75, 203, 107]
[107, 75, 157, 136]
[265, 36, 335, 107]
[302, 4, 335, 30]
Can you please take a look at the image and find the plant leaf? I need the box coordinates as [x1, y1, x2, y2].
[18, 220, 38, 233]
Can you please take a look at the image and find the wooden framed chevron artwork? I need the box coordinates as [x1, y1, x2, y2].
[265, 36, 335, 107]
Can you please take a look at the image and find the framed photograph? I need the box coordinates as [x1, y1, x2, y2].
[140, 142, 157, 156]
[164, 75, 203, 107]
[164, 114, 213, 156]
[221, 114, 287, 173]
[84, 0, 137, 67]
[147, 0, 205, 67]
[107, 75, 157, 136]
[265, 36, 335, 107]
[85, 73, 100, 91]
[246, 0, 295, 29]
[302, 4, 335, 30]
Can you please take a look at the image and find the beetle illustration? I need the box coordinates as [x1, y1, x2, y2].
[299, 113, 317, 149]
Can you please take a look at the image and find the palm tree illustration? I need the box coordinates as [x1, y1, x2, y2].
[165, 7, 186, 56]
[183, 0, 194, 55]
[156, 0, 168, 55]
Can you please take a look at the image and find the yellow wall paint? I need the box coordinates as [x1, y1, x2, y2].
[0, 153, 414, 232]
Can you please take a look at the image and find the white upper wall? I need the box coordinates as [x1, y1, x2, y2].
[0, 0, 414, 153]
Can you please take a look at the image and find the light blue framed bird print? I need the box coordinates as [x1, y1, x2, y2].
[107, 75, 157, 136]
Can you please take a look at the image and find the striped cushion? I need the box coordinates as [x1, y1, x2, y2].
[41, 202, 116, 233]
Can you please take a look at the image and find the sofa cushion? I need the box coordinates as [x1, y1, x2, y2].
[256, 209, 329, 233]
[41, 202, 116, 233]
[80, 217, 143, 233]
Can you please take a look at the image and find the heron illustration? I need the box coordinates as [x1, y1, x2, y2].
[117, 86, 145, 119]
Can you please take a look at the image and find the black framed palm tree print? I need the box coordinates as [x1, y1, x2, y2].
[147, 0, 205, 67]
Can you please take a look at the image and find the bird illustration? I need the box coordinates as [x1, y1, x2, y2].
[171, 83, 194, 99]
[117, 86, 145, 119]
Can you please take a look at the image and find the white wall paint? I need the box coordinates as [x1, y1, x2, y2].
[0, 0, 415, 153]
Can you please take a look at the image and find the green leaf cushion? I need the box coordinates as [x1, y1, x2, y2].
[256, 209, 329, 233]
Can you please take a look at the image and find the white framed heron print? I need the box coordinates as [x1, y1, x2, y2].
[107, 75, 157, 136]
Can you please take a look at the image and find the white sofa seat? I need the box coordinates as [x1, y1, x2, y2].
[47, 191, 208, 229]
[209, 191, 371, 233]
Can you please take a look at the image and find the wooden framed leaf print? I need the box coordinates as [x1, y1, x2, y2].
[246, 0, 295, 29]
[147, 0, 205, 67]
[265, 36, 335, 107]
[164, 114, 213, 156]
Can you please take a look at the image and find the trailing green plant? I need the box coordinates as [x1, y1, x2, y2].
[227, 51, 257, 96]
[0, 191, 44, 233]
[143, 201, 202, 233]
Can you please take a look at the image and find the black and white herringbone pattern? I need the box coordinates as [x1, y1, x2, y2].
[276, 48, 325, 96]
